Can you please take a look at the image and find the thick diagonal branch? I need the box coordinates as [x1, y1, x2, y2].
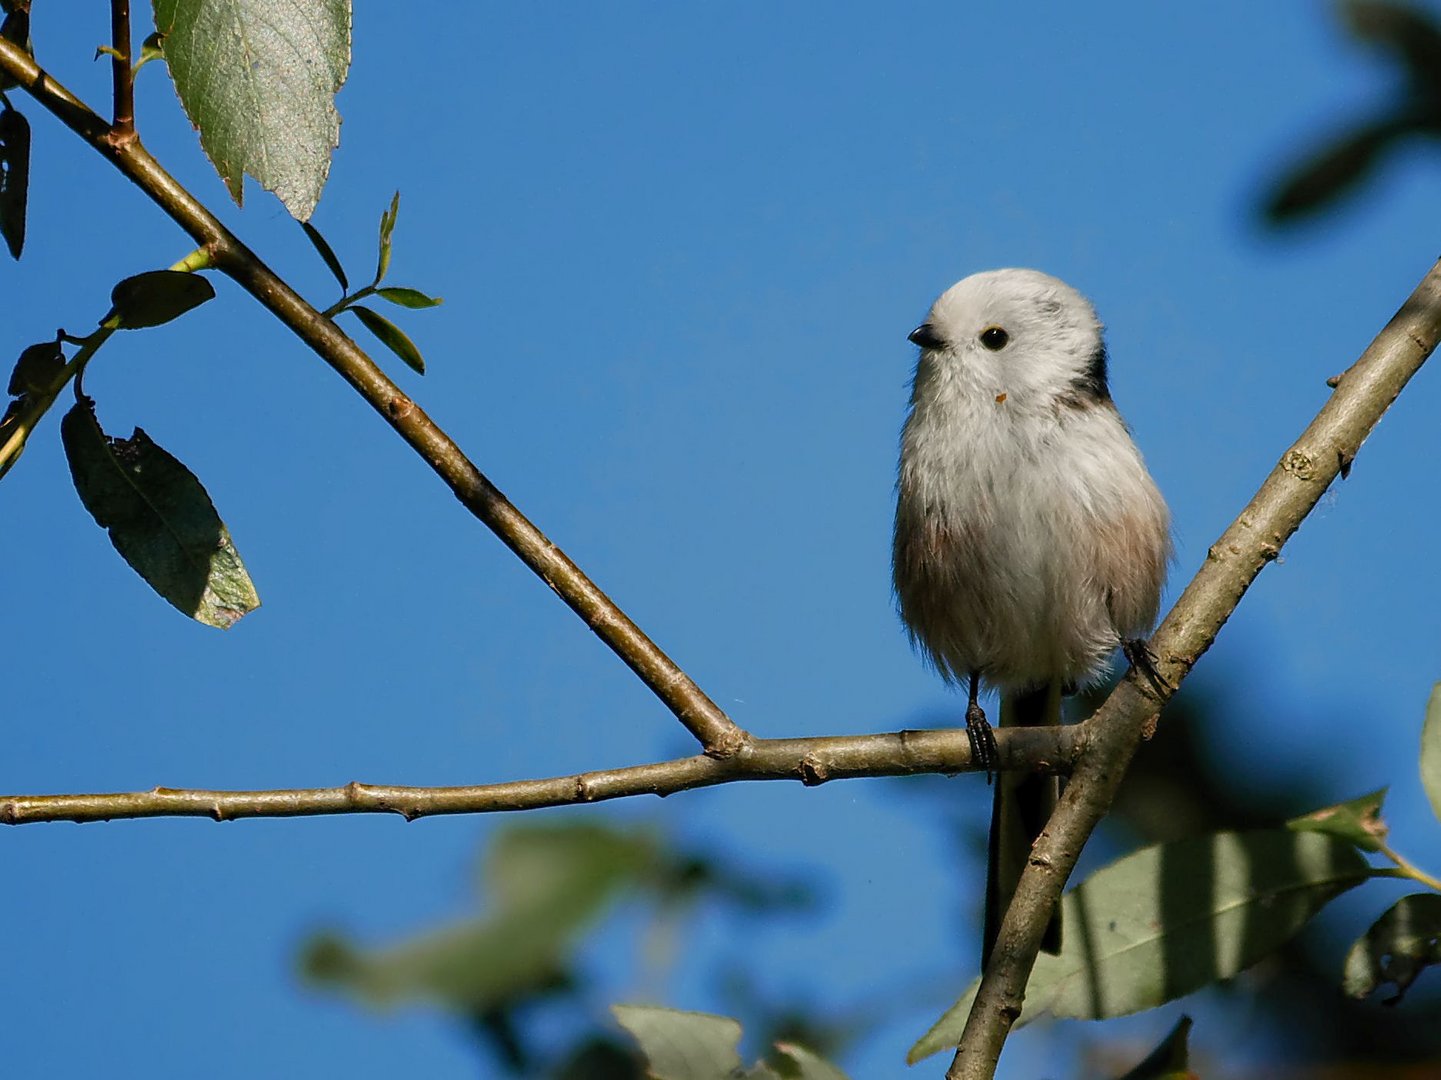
[0, 40, 745, 757]
[0, 724, 1079, 825]
[947, 258, 1441, 1079]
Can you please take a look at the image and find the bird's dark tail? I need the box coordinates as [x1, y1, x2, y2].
[983, 682, 1063, 968]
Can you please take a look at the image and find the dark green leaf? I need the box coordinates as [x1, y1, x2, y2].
[150, 0, 349, 220]
[108, 270, 215, 329]
[1423, 683, 1441, 823]
[1261, 119, 1407, 224]
[300, 219, 348, 291]
[909, 830, 1371, 1063]
[1343, 892, 1441, 1004]
[375, 190, 399, 283]
[375, 286, 442, 309]
[350, 304, 425, 374]
[0, 104, 30, 259]
[1114, 1015, 1195, 1080]
[7, 339, 63, 396]
[1288, 788, 1389, 852]
[302, 822, 654, 1012]
[60, 398, 259, 629]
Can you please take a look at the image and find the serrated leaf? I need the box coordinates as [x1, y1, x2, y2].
[0, 104, 30, 259]
[150, 0, 350, 220]
[1115, 1015, 1196, 1080]
[375, 286, 442, 309]
[60, 398, 259, 629]
[1288, 788, 1389, 852]
[613, 1006, 746, 1080]
[1422, 683, 1441, 824]
[375, 190, 399, 283]
[300, 219, 348, 291]
[109, 270, 215, 329]
[1343, 892, 1441, 1004]
[7, 339, 63, 396]
[350, 304, 425, 374]
[302, 822, 654, 1012]
[909, 830, 1371, 1063]
[771, 1043, 852, 1080]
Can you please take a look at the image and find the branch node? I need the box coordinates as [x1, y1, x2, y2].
[797, 754, 829, 786]
[1280, 449, 1317, 481]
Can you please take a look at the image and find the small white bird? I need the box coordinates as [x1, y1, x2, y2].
[892, 268, 1170, 966]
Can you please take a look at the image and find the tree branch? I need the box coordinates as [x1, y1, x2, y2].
[0, 40, 747, 758]
[106, 0, 133, 139]
[0, 724, 1080, 825]
[947, 258, 1441, 1079]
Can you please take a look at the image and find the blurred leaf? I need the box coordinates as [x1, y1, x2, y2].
[302, 822, 655, 1013]
[613, 1006, 774, 1080]
[1288, 787, 1389, 852]
[1343, 0, 1441, 83]
[1343, 892, 1441, 1004]
[150, 0, 349, 220]
[1261, 119, 1407, 224]
[375, 286, 442, 309]
[350, 304, 425, 374]
[1423, 683, 1441, 823]
[301, 219, 348, 291]
[60, 398, 260, 628]
[551, 1037, 645, 1080]
[771, 1042, 852, 1080]
[7, 339, 62, 396]
[108, 270, 215, 329]
[1114, 1015, 1197, 1080]
[910, 830, 1371, 1062]
[375, 190, 399, 283]
[0, 104, 29, 259]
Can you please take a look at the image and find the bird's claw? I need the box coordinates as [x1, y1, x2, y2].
[1123, 639, 1171, 698]
[965, 701, 999, 784]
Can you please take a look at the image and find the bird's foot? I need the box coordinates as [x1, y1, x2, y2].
[965, 700, 999, 784]
[1123, 639, 1171, 698]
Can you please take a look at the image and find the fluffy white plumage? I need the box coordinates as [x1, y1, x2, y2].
[893, 268, 1170, 693]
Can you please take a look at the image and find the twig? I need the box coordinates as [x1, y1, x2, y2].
[107, 0, 133, 139]
[0, 38, 746, 758]
[0, 724, 1080, 825]
[946, 257, 1441, 1079]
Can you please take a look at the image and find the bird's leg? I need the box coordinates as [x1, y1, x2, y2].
[1122, 638, 1171, 698]
[965, 672, 998, 783]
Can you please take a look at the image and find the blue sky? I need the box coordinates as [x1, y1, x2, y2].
[4, 4, 1441, 1077]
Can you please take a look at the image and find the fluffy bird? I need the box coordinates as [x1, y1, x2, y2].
[892, 268, 1170, 966]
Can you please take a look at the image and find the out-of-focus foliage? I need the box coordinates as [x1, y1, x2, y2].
[1263, 0, 1441, 224]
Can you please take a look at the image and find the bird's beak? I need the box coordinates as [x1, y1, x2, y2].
[908, 323, 944, 349]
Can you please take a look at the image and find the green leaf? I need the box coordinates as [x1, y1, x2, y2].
[108, 270, 215, 329]
[300, 219, 348, 291]
[7, 339, 63, 396]
[349, 304, 425, 374]
[1288, 787, 1389, 852]
[301, 822, 655, 1012]
[613, 1006, 749, 1080]
[909, 830, 1371, 1063]
[0, 104, 30, 259]
[135, 31, 165, 71]
[1114, 1015, 1195, 1080]
[375, 286, 442, 309]
[150, 0, 350, 220]
[1342, 892, 1441, 1004]
[375, 190, 399, 283]
[60, 398, 259, 629]
[1422, 682, 1441, 823]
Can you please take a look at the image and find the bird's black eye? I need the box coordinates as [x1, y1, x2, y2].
[979, 326, 1009, 351]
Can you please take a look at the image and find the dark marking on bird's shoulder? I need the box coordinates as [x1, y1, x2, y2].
[1058, 340, 1112, 409]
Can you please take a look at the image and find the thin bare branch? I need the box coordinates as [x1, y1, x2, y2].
[947, 257, 1441, 1079]
[107, 0, 133, 139]
[0, 39, 746, 757]
[0, 725, 1080, 825]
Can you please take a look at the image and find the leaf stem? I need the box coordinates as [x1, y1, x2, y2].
[1379, 841, 1441, 892]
